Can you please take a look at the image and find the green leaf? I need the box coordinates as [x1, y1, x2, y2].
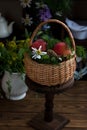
[64, 37, 71, 48]
[76, 45, 87, 59]
[18, 48, 25, 59]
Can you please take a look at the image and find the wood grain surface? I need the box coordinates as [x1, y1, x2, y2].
[0, 80, 87, 130]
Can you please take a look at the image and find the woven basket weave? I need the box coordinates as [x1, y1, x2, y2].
[24, 19, 76, 86]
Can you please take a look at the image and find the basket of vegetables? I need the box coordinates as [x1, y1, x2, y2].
[24, 19, 76, 86]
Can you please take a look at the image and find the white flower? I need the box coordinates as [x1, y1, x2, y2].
[71, 50, 75, 56]
[55, 11, 63, 17]
[35, 2, 47, 9]
[19, 0, 32, 8]
[58, 57, 62, 61]
[22, 14, 33, 26]
[31, 46, 47, 59]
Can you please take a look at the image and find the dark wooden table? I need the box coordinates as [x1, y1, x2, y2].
[25, 76, 74, 130]
[0, 80, 87, 130]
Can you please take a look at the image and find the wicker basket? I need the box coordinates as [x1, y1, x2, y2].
[24, 19, 76, 86]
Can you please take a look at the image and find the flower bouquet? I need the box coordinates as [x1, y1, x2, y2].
[24, 19, 76, 86]
[0, 37, 29, 74]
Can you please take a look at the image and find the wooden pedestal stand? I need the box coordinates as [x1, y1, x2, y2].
[25, 76, 74, 130]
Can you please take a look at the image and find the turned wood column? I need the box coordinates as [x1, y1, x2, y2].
[44, 92, 54, 122]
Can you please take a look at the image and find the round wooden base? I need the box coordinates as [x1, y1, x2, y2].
[29, 113, 69, 130]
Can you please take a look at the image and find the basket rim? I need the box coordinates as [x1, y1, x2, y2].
[25, 53, 76, 67]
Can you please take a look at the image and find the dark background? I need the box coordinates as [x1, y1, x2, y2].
[0, 0, 87, 34]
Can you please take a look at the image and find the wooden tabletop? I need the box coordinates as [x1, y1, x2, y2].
[0, 80, 87, 130]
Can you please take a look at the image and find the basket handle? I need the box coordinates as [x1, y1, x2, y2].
[29, 19, 75, 51]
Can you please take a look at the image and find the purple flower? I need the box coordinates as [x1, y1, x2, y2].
[38, 5, 52, 21]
